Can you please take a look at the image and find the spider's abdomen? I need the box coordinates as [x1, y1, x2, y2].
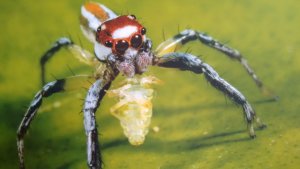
[107, 76, 161, 145]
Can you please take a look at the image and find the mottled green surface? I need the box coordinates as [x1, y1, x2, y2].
[0, 0, 299, 169]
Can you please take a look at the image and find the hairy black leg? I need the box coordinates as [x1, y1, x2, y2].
[40, 37, 95, 85]
[154, 52, 266, 138]
[17, 75, 94, 169]
[200, 62, 267, 136]
[40, 38, 73, 85]
[155, 29, 269, 94]
[83, 79, 111, 169]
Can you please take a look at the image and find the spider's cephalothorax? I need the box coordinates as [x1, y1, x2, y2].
[95, 15, 152, 77]
[17, 2, 273, 169]
[95, 15, 146, 56]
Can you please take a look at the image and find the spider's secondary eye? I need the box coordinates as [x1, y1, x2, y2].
[97, 26, 101, 32]
[131, 34, 142, 48]
[97, 24, 106, 32]
[129, 14, 136, 20]
[115, 40, 129, 54]
[141, 27, 146, 35]
[105, 41, 113, 48]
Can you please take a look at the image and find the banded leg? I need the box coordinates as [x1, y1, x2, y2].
[155, 29, 267, 93]
[17, 75, 94, 169]
[83, 79, 111, 169]
[154, 52, 266, 138]
[40, 37, 96, 85]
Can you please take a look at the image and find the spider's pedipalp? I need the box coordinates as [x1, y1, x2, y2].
[155, 52, 266, 137]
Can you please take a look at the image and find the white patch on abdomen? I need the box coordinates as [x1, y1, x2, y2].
[112, 25, 138, 39]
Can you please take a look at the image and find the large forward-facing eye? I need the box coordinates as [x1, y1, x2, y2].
[131, 34, 142, 48]
[115, 40, 129, 54]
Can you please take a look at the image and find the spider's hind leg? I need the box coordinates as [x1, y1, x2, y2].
[17, 75, 94, 169]
[199, 61, 267, 135]
[155, 53, 266, 138]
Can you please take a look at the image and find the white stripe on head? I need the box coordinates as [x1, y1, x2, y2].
[81, 4, 118, 32]
[81, 6, 101, 31]
[100, 4, 118, 18]
[112, 26, 138, 39]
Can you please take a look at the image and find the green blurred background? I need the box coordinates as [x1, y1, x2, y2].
[0, 0, 299, 168]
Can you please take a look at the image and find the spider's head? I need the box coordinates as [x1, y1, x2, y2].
[95, 15, 147, 60]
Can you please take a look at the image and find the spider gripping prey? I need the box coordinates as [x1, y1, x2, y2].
[17, 2, 269, 169]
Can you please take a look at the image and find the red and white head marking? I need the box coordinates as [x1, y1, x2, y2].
[95, 15, 147, 59]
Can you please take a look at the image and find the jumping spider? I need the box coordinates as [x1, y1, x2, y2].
[17, 2, 268, 169]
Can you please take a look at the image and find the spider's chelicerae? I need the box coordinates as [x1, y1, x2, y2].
[17, 2, 270, 169]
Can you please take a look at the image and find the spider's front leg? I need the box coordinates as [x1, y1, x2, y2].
[17, 75, 94, 169]
[155, 29, 274, 96]
[83, 79, 111, 169]
[154, 53, 266, 138]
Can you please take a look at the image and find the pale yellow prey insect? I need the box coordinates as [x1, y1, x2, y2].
[17, 1, 269, 169]
[107, 76, 161, 145]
